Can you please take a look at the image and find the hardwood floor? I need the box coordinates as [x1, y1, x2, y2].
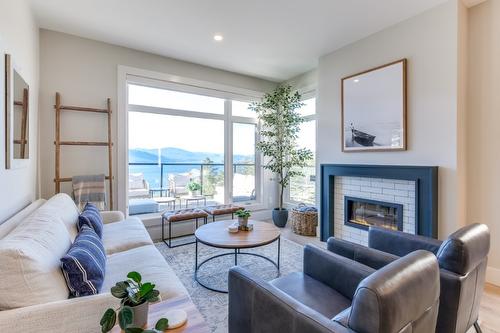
[279, 224, 500, 333]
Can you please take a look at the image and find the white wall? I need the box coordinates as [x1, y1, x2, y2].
[316, 1, 460, 238]
[0, 0, 39, 222]
[467, 0, 500, 285]
[38, 30, 276, 209]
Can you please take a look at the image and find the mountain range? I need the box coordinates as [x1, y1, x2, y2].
[129, 147, 253, 164]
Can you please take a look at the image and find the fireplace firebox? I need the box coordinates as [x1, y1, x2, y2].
[344, 196, 403, 231]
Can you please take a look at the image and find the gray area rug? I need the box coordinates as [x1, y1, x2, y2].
[155, 237, 304, 333]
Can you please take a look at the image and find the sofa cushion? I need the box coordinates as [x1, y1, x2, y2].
[0, 199, 46, 240]
[78, 203, 104, 238]
[61, 226, 106, 297]
[41, 193, 80, 241]
[102, 217, 153, 255]
[0, 209, 71, 309]
[129, 198, 159, 215]
[103, 245, 188, 300]
[270, 272, 351, 319]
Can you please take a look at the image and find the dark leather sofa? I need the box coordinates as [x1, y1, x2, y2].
[228, 245, 440, 333]
[328, 223, 490, 333]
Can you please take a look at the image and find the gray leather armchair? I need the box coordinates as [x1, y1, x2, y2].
[328, 223, 490, 333]
[228, 245, 440, 333]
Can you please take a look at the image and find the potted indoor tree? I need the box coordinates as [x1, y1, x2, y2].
[250, 85, 313, 227]
[100, 271, 169, 333]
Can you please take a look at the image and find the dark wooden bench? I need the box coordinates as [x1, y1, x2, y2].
[161, 208, 208, 248]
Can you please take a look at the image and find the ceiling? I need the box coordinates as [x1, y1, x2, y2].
[29, 0, 450, 82]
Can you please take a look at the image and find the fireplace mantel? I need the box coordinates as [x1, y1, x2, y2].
[320, 164, 438, 241]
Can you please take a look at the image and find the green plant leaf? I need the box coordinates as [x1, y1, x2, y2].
[124, 328, 144, 333]
[118, 306, 134, 329]
[144, 289, 160, 303]
[100, 308, 116, 333]
[111, 282, 128, 299]
[155, 318, 169, 331]
[139, 282, 154, 297]
[127, 271, 142, 284]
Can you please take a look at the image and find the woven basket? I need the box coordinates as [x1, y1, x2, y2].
[290, 204, 318, 236]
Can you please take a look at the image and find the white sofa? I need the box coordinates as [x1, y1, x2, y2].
[0, 193, 188, 333]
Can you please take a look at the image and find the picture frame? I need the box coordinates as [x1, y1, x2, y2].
[341, 59, 407, 152]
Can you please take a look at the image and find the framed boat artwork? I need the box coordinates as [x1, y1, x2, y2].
[341, 59, 407, 152]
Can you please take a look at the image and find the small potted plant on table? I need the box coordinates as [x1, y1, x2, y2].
[187, 181, 202, 197]
[235, 209, 251, 227]
[100, 271, 169, 333]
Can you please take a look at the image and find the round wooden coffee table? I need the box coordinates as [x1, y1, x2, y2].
[194, 220, 281, 293]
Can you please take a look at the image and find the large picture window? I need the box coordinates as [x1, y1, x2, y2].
[126, 80, 259, 214]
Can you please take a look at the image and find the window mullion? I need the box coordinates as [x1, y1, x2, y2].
[224, 100, 233, 204]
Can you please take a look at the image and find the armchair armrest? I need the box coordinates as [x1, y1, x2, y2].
[228, 267, 354, 333]
[303, 245, 375, 300]
[368, 226, 442, 257]
[0, 292, 119, 333]
[100, 210, 125, 224]
[327, 237, 399, 270]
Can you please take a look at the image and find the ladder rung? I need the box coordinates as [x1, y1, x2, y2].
[56, 105, 109, 113]
[56, 141, 111, 146]
[55, 176, 112, 183]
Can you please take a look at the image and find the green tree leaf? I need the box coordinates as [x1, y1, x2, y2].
[100, 308, 116, 333]
[155, 318, 169, 331]
[127, 271, 142, 284]
[118, 306, 134, 329]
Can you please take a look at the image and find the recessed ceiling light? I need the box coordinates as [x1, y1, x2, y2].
[213, 34, 224, 41]
[353, 79, 360, 83]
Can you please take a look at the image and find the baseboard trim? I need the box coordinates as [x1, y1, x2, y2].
[486, 266, 500, 286]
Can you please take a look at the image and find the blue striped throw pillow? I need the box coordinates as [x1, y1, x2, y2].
[78, 202, 104, 238]
[61, 225, 106, 297]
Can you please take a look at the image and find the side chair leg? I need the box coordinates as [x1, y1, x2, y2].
[474, 321, 483, 333]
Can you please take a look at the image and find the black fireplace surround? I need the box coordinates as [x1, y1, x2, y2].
[320, 164, 438, 241]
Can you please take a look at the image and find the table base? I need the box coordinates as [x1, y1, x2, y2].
[194, 237, 280, 293]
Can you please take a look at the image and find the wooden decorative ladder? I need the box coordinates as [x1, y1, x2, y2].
[54, 92, 114, 209]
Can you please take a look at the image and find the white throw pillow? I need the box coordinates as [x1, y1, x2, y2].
[0, 209, 72, 310]
[41, 193, 80, 241]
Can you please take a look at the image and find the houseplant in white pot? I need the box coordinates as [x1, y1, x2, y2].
[250, 85, 313, 227]
[235, 209, 251, 227]
[100, 271, 169, 333]
[187, 181, 202, 197]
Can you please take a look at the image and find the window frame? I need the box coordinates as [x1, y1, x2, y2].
[284, 90, 317, 206]
[119, 70, 264, 215]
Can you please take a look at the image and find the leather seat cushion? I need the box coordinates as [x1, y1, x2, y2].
[203, 205, 244, 215]
[270, 272, 351, 318]
[162, 209, 208, 222]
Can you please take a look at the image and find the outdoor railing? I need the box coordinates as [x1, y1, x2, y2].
[129, 162, 255, 196]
